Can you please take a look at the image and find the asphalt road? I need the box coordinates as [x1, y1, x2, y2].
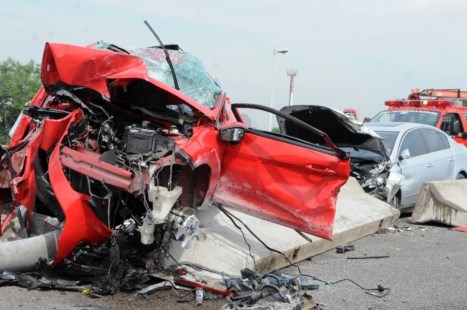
[282, 215, 467, 309]
[1, 215, 467, 309]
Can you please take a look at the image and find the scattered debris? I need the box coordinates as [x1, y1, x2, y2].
[450, 226, 467, 233]
[377, 224, 414, 234]
[336, 244, 354, 254]
[364, 285, 390, 298]
[221, 269, 314, 309]
[347, 256, 390, 260]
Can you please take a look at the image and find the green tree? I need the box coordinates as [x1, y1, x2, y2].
[0, 58, 41, 144]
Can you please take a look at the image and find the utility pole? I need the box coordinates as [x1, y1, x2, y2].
[287, 69, 298, 106]
[268, 49, 288, 131]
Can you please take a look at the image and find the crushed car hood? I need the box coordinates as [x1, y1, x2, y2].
[279, 105, 390, 159]
[40, 42, 221, 120]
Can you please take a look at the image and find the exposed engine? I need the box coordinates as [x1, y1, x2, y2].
[349, 159, 390, 200]
[26, 87, 203, 254]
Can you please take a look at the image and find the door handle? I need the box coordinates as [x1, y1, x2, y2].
[305, 164, 336, 176]
[449, 158, 455, 163]
[426, 163, 434, 168]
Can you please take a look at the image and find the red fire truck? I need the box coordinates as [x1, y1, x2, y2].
[371, 88, 467, 146]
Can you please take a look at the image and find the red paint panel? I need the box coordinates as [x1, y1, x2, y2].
[213, 133, 349, 239]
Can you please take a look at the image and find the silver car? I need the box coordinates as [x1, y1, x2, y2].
[365, 122, 467, 210]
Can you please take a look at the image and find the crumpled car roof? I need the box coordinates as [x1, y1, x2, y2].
[40, 42, 221, 120]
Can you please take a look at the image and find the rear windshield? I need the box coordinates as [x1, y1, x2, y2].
[371, 110, 440, 126]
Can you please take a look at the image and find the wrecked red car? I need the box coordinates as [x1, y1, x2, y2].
[0, 41, 351, 272]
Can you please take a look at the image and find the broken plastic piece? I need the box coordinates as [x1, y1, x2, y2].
[149, 185, 182, 223]
[195, 288, 204, 306]
[173, 209, 203, 249]
[336, 244, 354, 253]
[137, 215, 155, 245]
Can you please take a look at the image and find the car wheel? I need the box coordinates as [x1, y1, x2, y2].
[456, 173, 466, 179]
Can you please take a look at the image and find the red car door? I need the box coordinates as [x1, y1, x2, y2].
[212, 104, 350, 240]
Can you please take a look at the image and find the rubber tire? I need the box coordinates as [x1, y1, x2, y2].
[456, 173, 466, 180]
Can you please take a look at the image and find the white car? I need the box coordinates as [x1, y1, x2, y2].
[366, 122, 467, 210]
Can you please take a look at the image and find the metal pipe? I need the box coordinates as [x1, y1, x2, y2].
[0, 230, 60, 272]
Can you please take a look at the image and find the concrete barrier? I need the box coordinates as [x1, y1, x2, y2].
[411, 179, 467, 226]
[165, 177, 400, 276]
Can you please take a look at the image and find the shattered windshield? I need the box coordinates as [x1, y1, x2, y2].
[371, 110, 440, 126]
[93, 41, 222, 108]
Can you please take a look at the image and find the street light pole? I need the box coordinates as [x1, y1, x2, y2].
[268, 49, 288, 131]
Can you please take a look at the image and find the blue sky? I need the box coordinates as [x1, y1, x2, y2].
[2, 0, 467, 119]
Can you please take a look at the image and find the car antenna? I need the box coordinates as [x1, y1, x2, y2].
[144, 20, 180, 90]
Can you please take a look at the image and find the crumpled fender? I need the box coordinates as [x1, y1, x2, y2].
[46, 109, 112, 265]
[8, 109, 111, 265]
[178, 124, 223, 209]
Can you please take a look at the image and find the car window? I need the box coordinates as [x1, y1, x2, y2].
[421, 128, 449, 152]
[373, 131, 398, 154]
[231, 104, 347, 159]
[439, 132, 450, 149]
[399, 129, 428, 158]
[440, 113, 464, 136]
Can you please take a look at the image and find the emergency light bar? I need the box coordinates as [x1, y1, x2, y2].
[384, 100, 453, 108]
[425, 100, 452, 107]
[385, 100, 403, 107]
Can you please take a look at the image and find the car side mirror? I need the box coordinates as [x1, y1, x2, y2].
[219, 122, 246, 144]
[399, 148, 410, 161]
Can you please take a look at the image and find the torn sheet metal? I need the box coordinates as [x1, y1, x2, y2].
[385, 171, 404, 204]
